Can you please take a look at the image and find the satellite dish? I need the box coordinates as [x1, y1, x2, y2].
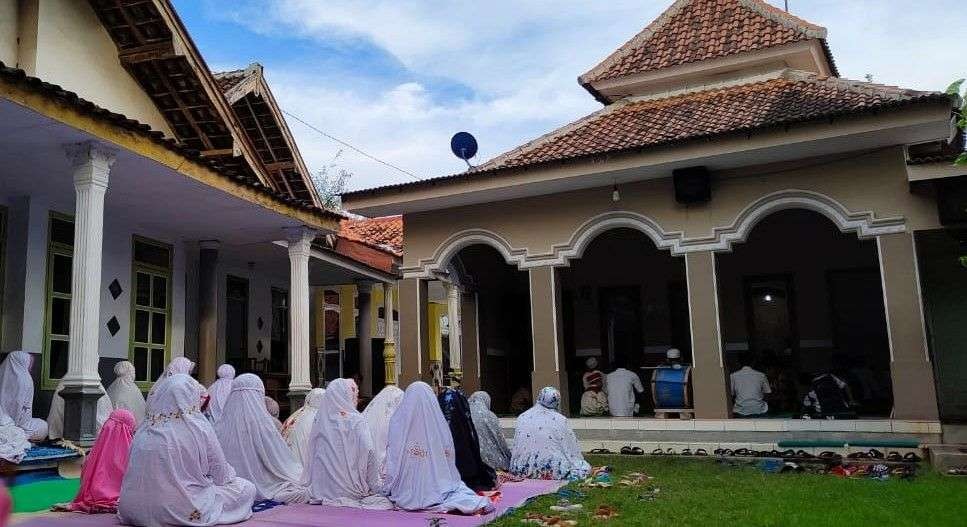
[450, 132, 478, 168]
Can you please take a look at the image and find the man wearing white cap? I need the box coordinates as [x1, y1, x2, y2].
[665, 348, 683, 369]
[580, 357, 608, 416]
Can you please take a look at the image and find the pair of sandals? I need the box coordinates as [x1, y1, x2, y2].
[653, 447, 708, 456]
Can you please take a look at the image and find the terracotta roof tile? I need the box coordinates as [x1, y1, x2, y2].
[479, 72, 946, 172]
[213, 69, 249, 92]
[338, 216, 403, 256]
[581, 0, 828, 84]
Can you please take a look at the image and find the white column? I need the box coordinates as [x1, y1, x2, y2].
[382, 282, 397, 385]
[286, 226, 316, 398]
[446, 283, 463, 386]
[62, 142, 116, 387]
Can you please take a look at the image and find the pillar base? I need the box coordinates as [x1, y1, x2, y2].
[287, 387, 310, 411]
[60, 385, 103, 446]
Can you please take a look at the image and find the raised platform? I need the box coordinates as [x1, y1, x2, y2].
[500, 417, 941, 456]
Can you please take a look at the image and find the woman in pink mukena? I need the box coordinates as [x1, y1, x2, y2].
[57, 409, 136, 513]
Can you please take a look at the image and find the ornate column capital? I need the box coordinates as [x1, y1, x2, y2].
[284, 226, 316, 257]
[65, 141, 117, 187]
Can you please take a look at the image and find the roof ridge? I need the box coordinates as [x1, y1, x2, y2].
[782, 71, 939, 98]
[579, 0, 829, 85]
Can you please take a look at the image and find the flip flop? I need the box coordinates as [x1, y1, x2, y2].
[651, 448, 664, 456]
[589, 448, 613, 454]
[886, 451, 903, 462]
[695, 448, 709, 456]
[903, 452, 923, 462]
[631, 447, 645, 456]
[620, 446, 633, 455]
[796, 450, 815, 459]
[680, 448, 693, 456]
[869, 449, 885, 459]
[665, 448, 677, 455]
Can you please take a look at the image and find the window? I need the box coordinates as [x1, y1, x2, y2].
[130, 237, 172, 385]
[41, 213, 74, 389]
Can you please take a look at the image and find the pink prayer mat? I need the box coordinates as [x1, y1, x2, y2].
[14, 479, 566, 527]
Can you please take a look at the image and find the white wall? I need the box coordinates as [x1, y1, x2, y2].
[0, 0, 18, 67]
[0, 191, 186, 366]
[215, 257, 290, 366]
[26, 0, 174, 136]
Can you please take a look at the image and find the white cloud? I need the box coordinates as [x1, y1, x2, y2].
[217, 1, 967, 192]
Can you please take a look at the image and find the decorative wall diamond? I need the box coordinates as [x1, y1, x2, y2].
[109, 279, 123, 299]
[257, 317, 264, 330]
[106, 316, 121, 336]
[256, 340, 263, 353]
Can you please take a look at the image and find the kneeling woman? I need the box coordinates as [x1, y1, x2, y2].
[383, 382, 492, 514]
[118, 374, 255, 526]
[510, 387, 590, 480]
[305, 378, 391, 509]
[215, 374, 309, 503]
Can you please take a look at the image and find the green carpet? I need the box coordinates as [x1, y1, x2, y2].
[11, 478, 80, 513]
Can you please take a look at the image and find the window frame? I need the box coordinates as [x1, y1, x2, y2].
[41, 211, 74, 390]
[128, 235, 173, 389]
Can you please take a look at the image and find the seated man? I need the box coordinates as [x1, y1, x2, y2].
[802, 371, 856, 419]
[730, 353, 772, 417]
[580, 357, 608, 417]
[606, 358, 644, 417]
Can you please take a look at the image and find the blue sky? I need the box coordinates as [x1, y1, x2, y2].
[172, 0, 967, 192]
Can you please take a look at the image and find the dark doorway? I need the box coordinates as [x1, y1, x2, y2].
[270, 287, 289, 373]
[225, 275, 249, 372]
[599, 286, 643, 367]
[916, 229, 967, 422]
[744, 275, 797, 359]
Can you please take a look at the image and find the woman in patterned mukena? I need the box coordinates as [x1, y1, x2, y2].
[438, 387, 497, 491]
[510, 386, 591, 480]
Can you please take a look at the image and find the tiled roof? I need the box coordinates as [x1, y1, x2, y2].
[0, 62, 343, 222]
[213, 69, 249, 92]
[580, 0, 831, 85]
[478, 71, 947, 173]
[339, 216, 403, 256]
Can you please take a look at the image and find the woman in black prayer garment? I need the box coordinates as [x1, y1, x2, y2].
[438, 387, 497, 491]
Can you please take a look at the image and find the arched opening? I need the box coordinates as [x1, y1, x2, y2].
[717, 209, 893, 418]
[442, 243, 533, 415]
[559, 228, 691, 416]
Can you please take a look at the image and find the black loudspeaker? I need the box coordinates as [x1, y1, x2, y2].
[935, 175, 967, 226]
[673, 166, 711, 204]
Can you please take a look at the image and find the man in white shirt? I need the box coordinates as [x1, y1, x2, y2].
[606, 359, 644, 417]
[730, 354, 772, 417]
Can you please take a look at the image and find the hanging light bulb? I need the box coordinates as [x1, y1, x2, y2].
[612, 183, 620, 202]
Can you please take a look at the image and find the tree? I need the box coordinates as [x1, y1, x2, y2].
[310, 150, 352, 209]
[946, 79, 967, 166]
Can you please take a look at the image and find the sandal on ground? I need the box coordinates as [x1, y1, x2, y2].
[665, 448, 677, 455]
[549, 499, 583, 512]
[868, 449, 885, 459]
[734, 448, 751, 457]
[796, 450, 815, 459]
[946, 467, 967, 476]
[847, 451, 869, 459]
[651, 448, 664, 456]
[680, 448, 692, 456]
[819, 451, 842, 461]
[620, 446, 633, 455]
[886, 451, 903, 462]
[631, 447, 645, 455]
[589, 448, 612, 455]
[695, 448, 709, 456]
[593, 505, 619, 520]
[781, 449, 797, 458]
[903, 452, 923, 462]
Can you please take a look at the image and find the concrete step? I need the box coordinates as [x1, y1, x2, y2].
[926, 444, 967, 472]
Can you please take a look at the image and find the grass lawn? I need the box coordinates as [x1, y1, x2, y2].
[489, 455, 967, 526]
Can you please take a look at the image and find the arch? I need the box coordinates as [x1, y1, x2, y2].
[401, 229, 528, 279]
[402, 189, 907, 278]
[682, 189, 907, 253]
[543, 211, 685, 266]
